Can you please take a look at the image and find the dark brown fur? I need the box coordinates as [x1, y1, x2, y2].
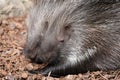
[24, 0, 120, 77]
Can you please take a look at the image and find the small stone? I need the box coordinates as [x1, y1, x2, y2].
[26, 63, 34, 70]
[21, 72, 28, 79]
[78, 74, 83, 78]
[5, 75, 15, 80]
[1, 70, 7, 76]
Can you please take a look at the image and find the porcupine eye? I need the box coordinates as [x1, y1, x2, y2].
[65, 25, 71, 31]
[58, 25, 72, 43]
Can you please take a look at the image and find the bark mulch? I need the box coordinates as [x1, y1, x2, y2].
[0, 16, 120, 80]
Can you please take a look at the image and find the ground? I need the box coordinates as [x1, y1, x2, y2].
[0, 16, 120, 80]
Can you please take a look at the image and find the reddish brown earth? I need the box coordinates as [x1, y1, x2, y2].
[0, 16, 120, 80]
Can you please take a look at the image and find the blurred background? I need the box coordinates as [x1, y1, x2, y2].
[0, 0, 33, 19]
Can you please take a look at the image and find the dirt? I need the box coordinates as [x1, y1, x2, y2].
[0, 16, 120, 80]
